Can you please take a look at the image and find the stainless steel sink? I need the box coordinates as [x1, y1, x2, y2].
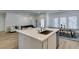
[39, 30, 52, 35]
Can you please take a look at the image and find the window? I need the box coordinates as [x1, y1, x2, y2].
[41, 19, 45, 27]
[68, 16, 77, 29]
[60, 17, 67, 28]
[53, 18, 59, 28]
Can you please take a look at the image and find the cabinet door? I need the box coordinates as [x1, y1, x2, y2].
[19, 33, 42, 49]
[48, 33, 56, 49]
[43, 40, 48, 49]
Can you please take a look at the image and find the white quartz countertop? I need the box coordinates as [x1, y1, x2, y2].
[17, 28, 59, 41]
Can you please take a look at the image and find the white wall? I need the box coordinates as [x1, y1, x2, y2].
[0, 14, 5, 31]
[5, 13, 35, 31]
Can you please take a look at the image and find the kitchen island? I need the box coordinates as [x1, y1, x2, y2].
[17, 28, 59, 49]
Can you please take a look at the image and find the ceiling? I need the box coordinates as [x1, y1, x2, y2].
[0, 10, 68, 14]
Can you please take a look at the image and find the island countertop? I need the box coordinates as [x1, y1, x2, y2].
[17, 28, 59, 41]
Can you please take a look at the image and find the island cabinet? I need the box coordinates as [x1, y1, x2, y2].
[19, 33, 42, 49]
[17, 28, 59, 49]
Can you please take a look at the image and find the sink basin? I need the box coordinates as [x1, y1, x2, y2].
[39, 30, 52, 35]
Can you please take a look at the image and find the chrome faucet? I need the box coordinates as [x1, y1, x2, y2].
[38, 27, 46, 33]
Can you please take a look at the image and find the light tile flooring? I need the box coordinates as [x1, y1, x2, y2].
[0, 32, 79, 49]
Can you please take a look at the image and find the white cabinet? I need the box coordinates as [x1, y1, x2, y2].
[43, 39, 48, 49]
[48, 33, 56, 49]
[19, 33, 57, 49]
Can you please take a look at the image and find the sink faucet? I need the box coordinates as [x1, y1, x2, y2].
[38, 27, 46, 33]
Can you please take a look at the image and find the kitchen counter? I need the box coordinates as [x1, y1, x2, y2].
[17, 28, 59, 41]
[17, 28, 59, 49]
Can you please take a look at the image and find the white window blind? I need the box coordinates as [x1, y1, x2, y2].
[68, 16, 77, 29]
[41, 19, 44, 27]
[53, 18, 59, 27]
[60, 17, 67, 28]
